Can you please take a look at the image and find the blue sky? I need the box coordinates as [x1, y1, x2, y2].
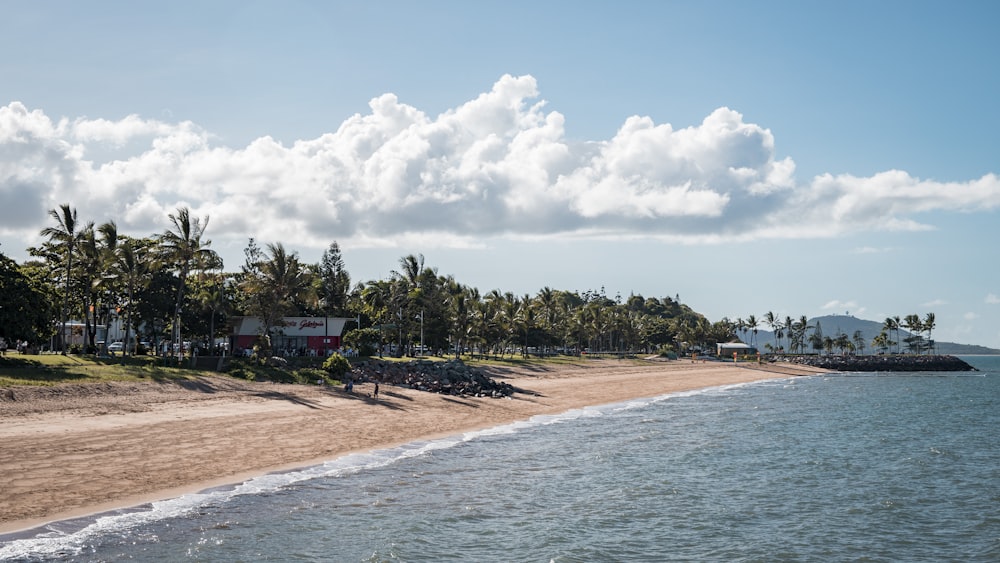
[2, 1, 999, 347]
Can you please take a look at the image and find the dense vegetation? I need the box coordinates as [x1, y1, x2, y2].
[0, 204, 736, 360]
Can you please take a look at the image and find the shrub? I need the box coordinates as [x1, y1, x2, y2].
[322, 353, 351, 379]
[343, 328, 380, 357]
[296, 367, 330, 384]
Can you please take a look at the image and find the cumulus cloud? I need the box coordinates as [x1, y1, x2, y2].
[2, 74, 1000, 261]
[987, 294, 1000, 305]
[922, 299, 948, 307]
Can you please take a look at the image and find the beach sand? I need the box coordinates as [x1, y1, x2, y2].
[0, 358, 825, 534]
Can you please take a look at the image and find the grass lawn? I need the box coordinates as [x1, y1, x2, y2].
[0, 351, 641, 387]
[0, 353, 206, 386]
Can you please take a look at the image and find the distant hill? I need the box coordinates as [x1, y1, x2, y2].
[749, 314, 1000, 355]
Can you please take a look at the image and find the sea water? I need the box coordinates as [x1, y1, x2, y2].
[3, 356, 999, 562]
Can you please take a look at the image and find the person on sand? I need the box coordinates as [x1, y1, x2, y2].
[373, 382, 379, 399]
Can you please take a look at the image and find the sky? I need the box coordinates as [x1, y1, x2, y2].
[2, 1, 999, 347]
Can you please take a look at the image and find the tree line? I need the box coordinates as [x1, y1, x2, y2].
[0, 204, 739, 359]
[729, 312, 938, 355]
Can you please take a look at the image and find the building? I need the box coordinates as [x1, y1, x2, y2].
[716, 342, 757, 357]
[229, 316, 353, 356]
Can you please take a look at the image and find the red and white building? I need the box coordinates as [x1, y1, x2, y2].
[230, 316, 353, 355]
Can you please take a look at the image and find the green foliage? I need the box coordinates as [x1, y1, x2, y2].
[343, 327, 380, 356]
[0, 251, 55, 344]
[295, 367, 333, 384]
[322, 353, 351, 378]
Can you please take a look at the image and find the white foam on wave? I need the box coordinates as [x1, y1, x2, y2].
[0, 377, 786, 559]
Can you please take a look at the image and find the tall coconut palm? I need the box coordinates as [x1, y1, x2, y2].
[40, 204, 81, 354]
[115, 238, 149, 362]
[902, 314, 924, 354]
[923, 312, 936, 354]
[156, 207, 219, 360]
[746, 314, 759, 348]
[852, 330, 866, 355]
[892, 315, 902, 354]
[882, 317, 898, 354]
[794, 315, 812, 354]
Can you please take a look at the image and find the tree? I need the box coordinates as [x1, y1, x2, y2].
[810, 321, 824, 354]
[193, 274, 229, 356]
[114, 238, 149, 360]
[923, 312, 936, 354]
[746, 315, 759, 348]
[0, 251, 54, 346]
[883, 317, 899, 354]
[156, 207, 219, 360]
[852, 330, 866, 355]
[901, 314, 925, 354]
[872, 331, 889, 354]
[318, 242, 351, 317]
[764, 311, 781, 353]
[39, 204, 81, 354]
[240, 242, 315, 355]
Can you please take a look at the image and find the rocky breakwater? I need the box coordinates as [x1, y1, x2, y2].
[789, 354, 976, 372]
[350, 358, 517, 397]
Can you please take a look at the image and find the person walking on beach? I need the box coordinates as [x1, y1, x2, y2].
[373, 382, 379, 399]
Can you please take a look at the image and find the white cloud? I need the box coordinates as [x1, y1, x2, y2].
[922, 299, 948, 307]
[964, 312, 980, 320]
[3, 74, 1000, 266]
[987, 294, 1000, 305]
[821, 300, 859, 312]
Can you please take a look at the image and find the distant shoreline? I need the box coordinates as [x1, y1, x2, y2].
[786, 354, 977, 372]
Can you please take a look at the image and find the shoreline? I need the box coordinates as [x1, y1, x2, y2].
[0, 359, 825, 536]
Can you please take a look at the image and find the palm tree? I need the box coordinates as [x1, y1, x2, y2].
[852, 330, 866, 355]
[872, 331, 890, 354]
[882, 317, 898, 354]
[923, 312, 936, 354]
[245, 243, 315, 355]
[359, 279, 392, 357]
[746, 315, 759, 348]
[40, 204, 82, 354]
[115, 238, 149, 362]
[391, 254, 426, 354]
[156, 207, 219, 360]
[784, 315, 794, 352]
[902, 314, 924, 354]
[764, 311, 781, 353]
[444, 279, 471, 358]
[197, 276, 229, 356]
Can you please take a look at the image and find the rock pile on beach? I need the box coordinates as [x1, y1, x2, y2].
[789, 354, 976, 372]
[350, 358, 517, 397]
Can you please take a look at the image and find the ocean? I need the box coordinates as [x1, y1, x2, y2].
[2, 356, 999, 562]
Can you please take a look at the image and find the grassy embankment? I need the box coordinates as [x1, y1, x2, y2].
[0, 352, 635, 387]
[0, 354, 207, 387]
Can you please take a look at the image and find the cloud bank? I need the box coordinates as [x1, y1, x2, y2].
[2, 74, 999, 257]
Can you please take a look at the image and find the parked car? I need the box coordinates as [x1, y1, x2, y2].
[108, 341, 125, 353]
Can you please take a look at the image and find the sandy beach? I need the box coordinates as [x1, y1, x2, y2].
[0, 358, 825, 535]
